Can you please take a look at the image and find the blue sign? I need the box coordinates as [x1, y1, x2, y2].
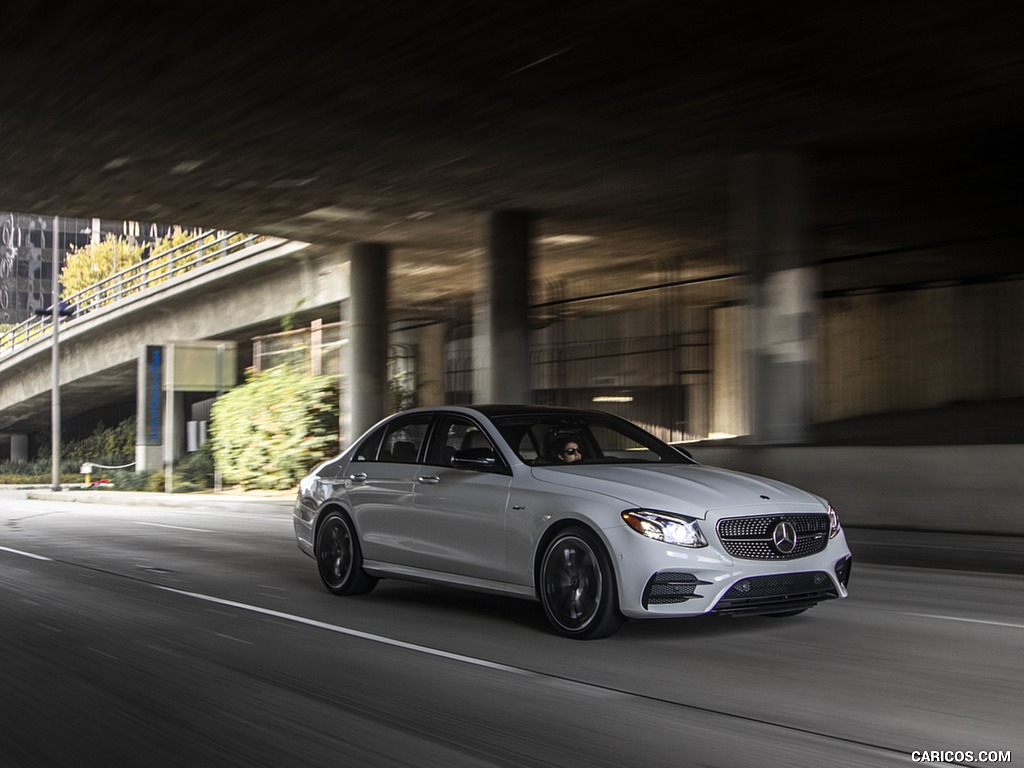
[145, 345, 163, 445]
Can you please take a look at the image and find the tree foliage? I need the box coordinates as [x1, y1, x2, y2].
[35, 417, 137, 466]
[60, 235, 147, 298]
[60, 229, 265, 304]
[210, 366, 339, 490]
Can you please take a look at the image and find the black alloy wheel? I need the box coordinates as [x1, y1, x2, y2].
[539, 527, 623, 639]
[316, 510, 377, 595]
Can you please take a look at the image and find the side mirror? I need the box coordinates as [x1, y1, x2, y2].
[451, 447, 498, 470]
[451, 455, 497, 470]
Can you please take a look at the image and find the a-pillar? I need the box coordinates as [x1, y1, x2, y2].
[348, 243, 390, 441]
[731, 153, 816, 443]
[476, 210, 533, 404]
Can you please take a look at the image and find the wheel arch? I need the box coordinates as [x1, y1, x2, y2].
[313, 499, 356, 545]
[532, 518, 619, 605]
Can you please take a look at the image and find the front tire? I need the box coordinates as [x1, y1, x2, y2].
[316, 510, 377, 595]
[539, 527, 623, 639]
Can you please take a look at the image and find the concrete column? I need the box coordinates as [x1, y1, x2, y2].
[416, 322, 446, 407]
[731, 153, 815, 443]
[135, 344, 164, 472]
[348, 243, 390, 440]
[9, 433, 28, 462]
[477, 210, 533, 404]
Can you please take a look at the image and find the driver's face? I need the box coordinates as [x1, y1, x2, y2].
[560, 442, 582, 462]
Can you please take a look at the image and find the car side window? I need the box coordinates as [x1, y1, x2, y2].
[426, 416, 504, 471]
[352, 424, 387, 461]
[517, 431, 539, 463]
[370, 415, 432, 464]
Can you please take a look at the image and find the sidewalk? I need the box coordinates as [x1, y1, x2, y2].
[3, 486, 295, 514]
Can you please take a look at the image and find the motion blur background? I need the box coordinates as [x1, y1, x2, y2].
[0, 2, 1021, 536]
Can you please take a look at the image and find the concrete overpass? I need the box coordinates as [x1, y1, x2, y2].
[1, 5, 1018, 298]
[0, 236, 327, 427]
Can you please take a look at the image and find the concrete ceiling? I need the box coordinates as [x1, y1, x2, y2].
[0, 2, 1020, 310]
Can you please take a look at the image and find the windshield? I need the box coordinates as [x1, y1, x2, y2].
[491, 412, 695, 466]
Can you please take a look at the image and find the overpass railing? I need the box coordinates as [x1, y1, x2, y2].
[0, 230, 265, 356]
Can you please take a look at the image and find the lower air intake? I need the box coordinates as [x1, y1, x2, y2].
[713, 571, 839, 616]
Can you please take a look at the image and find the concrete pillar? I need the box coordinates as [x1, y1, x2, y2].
[416, 322, 446, 407]
[731, 153, 815, 443]
[348, 243, 390, 440]
[9, 433, 28, 462]
[136, 344, 164, 471]
[477, 210, 533, 404]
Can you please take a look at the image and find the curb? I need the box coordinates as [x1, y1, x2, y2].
[18, 488, 294, 513]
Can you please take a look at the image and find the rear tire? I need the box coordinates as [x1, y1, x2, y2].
[539, 526, 623, 639]
[316, 510, 377, 595]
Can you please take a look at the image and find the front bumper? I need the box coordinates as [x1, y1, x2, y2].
[606, 524, 853, 620]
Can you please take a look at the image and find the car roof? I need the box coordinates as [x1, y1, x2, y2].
[450, 404, 612, 419]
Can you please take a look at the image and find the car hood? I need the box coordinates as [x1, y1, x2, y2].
[530, 463, 825, 517]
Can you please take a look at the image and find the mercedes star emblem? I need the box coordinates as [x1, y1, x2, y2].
[772, 521, 798, 554]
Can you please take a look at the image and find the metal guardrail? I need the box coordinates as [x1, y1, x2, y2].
[0, 230, 264, 356]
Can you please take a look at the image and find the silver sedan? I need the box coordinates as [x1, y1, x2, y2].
[293, 405, 852, 639]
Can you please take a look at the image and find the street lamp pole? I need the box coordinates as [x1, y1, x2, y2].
[50, 215, 61, 492]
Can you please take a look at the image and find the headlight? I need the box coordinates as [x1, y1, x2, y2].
[622, 509, 707, 548]
[828, 505, 841, 538]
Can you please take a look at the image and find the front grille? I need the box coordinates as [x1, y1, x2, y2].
[642, 571, 712, 608]
[713, 571, 839, 615]
[717, 513, 829, 560]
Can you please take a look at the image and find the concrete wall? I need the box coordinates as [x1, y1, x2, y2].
[817, 281, 1024, 422]
[695, 445, 1024, 535]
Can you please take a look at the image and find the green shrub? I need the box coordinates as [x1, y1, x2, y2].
[35, 417, 136, 468]
[175, 442, 215, 488]
[103, 469, 163, 491]
[0, 417, 135, 486]
[0, 455, 81, 485]
[210, 365, 339, 490]
[0, 471, 79, 485]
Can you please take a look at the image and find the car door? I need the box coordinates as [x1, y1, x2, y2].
[345, 413, 434, 567]
[409, 414, 512, 582]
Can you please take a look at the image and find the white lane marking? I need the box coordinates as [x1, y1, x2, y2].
[3, 544, 523, 674]
[156, 585, 532, 676]
[133, 522, 215, 533]
[905, 612, 1024, 630]
[0, 545, 53, 561]
[214, 633, 253, 645]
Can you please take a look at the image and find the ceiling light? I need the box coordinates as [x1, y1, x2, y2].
[171, 160, 204, 174]
[301, 206, 371, 222]
[539, 234, 595, 246]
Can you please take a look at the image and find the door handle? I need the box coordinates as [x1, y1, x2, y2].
[349, 472, 368, 482]
[418, 475, 440, 484]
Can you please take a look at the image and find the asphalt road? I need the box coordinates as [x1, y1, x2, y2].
[0, 490, 1020, 767]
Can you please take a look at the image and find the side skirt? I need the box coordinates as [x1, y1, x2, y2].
[362, 560, 536, 600]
